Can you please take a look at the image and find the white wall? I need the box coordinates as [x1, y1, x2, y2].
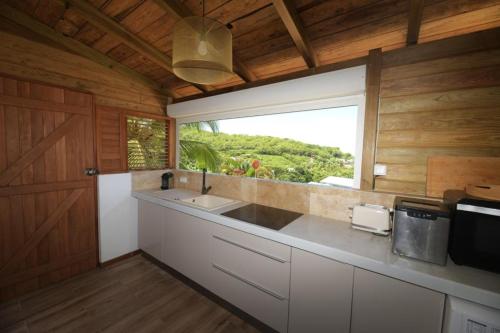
[98, 173, 138, 263]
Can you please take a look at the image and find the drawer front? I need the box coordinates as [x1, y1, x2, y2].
[211, 263, 289, 333]
[211, 223, 291, 262]
[212, 234, 291, 297]
[209, 223, 291, 332]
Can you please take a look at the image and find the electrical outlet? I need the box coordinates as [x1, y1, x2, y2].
[179, 176, 188, 184]
[374, 163, 387, 176]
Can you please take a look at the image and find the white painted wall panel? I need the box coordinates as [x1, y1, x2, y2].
[98, 173, 138, 263]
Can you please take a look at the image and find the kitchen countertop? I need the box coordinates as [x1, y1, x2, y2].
[133, 189, 500, 310]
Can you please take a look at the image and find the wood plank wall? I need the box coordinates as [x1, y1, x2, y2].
[0, 23, 169, 115]
[374, 28, 500, 195]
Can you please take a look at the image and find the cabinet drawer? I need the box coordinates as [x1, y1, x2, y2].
[212, 234, 290, 298]
[211, 262, 289, 332]
[210, 223, 291, 262]
[209, 223, 291, 332]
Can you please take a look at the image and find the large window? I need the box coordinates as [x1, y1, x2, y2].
[178, 105, 363, 188]
[127, 116, 168, 170]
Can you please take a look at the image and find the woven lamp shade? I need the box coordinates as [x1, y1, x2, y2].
[172, 16, 233, 85]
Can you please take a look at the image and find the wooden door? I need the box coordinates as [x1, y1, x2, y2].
[0, 75, 97, 302]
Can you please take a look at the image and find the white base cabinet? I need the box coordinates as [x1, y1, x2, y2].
[162, 207, 211, 288]
[351, 268, 445, 333]
[138, 200, 163, 261]
[138, 199, 446, 333]
[288, 248, 354, 333]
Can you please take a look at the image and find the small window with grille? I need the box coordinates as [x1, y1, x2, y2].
[127, 115, 168, 170]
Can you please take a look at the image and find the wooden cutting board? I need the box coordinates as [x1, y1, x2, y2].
[466, 184, 500, 201]
[426, 156, 500, 198]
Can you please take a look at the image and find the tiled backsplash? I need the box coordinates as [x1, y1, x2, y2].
[171, 170, 396, 223]
[131, 169, 172, 191]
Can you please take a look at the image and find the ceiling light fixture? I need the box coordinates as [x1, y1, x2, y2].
[172, 0, 233, 85]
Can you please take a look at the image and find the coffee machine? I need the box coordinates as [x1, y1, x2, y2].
[160, 172, 174, 190]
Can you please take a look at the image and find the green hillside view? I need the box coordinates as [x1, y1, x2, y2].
[179, 127, 354, 184]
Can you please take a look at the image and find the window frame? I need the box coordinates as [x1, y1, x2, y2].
[124, 111, 175, 171]
[175, 94, 365, 189]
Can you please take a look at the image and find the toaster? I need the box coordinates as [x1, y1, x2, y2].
[351, 203, 391, 236]
[392, 197, 450, 265]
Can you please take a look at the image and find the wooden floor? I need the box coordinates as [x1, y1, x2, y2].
[0, 255, 261, 333]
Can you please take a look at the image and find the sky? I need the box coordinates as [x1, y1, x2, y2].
[213, 106, 359, 155]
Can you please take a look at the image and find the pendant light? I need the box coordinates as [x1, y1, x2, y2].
[172, 0, 233, 85]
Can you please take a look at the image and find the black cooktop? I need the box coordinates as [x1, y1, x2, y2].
[221, 203, 302, 231]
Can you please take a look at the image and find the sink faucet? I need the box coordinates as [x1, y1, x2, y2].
[201, 168, 212, 195]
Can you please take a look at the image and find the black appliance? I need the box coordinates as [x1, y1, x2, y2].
[445, 190, 500, 273]
[221, 203, 302, 231]
[160, 172, 174, 190]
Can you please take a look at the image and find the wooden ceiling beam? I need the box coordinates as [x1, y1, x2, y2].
[406, 0, 424, 45]
[272, 0, 318, 68]
[233, 58, 258, 82]
[152, 0, 257, 82]
[59, 0, 208, 94]
[0, 2, 178, 98]
[153, 0, 191, 20]
[62, 0, 171, 70]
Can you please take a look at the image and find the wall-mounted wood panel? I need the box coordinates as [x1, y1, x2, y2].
[96, 106, 127, 174]
[96, 106, 174, 174]
[0, 27, 169, 115]
[0, 75, 97, 302]
[361, 48, 382, 191]
[375, 28, 500, 195]
[426, 156, 500, 198]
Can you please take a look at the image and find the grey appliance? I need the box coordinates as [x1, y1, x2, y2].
[392, 196, 450, 265]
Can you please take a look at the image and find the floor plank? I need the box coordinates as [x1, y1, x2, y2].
[0, 255, 262, 333]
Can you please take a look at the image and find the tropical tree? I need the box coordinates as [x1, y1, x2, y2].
[179, 120, 221, 172]
[127, 117, 221, 171]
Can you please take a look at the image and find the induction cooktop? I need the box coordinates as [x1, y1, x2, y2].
[221, 203, 302, 231]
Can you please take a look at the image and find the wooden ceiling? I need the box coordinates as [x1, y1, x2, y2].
[2, 0, 500, 101]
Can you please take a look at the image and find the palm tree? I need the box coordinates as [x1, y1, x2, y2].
[179, 120, 221, 172]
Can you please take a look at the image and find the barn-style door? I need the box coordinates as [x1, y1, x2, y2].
[0, 76, 97, 301]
